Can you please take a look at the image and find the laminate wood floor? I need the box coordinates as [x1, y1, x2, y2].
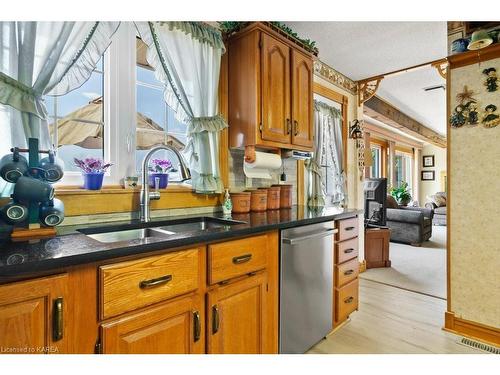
[309, 279, 484, 354]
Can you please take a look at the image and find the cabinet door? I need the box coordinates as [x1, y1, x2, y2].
[0, 274, 68, 354]
[100, 294, 204, 354]
[261, 33, 291, 144]
[291, 50, 314, 148]
[207, 272, 268, 354]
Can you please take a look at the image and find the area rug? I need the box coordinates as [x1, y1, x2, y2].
[359, 226, 446, 299]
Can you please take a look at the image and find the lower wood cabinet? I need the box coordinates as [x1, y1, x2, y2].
[100, 293, 204, 354]
[207, 272, 268, 354]
[0, 274, 68, 354]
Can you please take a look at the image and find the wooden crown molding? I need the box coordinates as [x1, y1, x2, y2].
[313, 60, 357, 95]
[444, 311, 500, 347]
[448, 43, 500, 69]
[364, 95, 447, 148]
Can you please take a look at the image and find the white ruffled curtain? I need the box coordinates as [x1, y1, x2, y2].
[136, 21, 227, 194]
[306, 100, 346, 207]
[0, 21, 120, 196]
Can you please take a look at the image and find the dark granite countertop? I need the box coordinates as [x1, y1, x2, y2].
[0, 205, 361, 280]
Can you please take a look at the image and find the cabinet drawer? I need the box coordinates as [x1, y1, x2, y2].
[335, 237, 359, 264]
[335, 258, 359, 287]
[335, 279, 359, 323]
[208, 235, 268, 284]
[336, 217, 359, 242]
[100, 248, 200, 319]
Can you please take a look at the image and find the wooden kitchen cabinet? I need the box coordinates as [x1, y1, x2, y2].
[207, 272, 269, 354]
[228, 22, 314, 152]
[100, 293, 204, 354]
[0, 274, 69, 354]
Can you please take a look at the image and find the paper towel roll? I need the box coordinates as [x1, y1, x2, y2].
[243, 151, 282, 179]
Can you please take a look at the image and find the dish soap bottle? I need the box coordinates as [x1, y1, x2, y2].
[223, 188, 232, 215]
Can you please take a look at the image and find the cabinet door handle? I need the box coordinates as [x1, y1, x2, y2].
[52, 297, 63, 341]
[286, 119, 291, 134]
[139, 274, 172, 289]
[345, 226, 356, 231]
[212, 305, 220, 334]
[232, 253, 252, 264]
[193, 311, 201, 342]
[344, 270, 354, 276]
[344, 248, 354, 254]
[344, 296, 354, 304]
[293, 120, 299, 136]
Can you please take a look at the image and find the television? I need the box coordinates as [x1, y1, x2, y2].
[363, 178, 387, 227]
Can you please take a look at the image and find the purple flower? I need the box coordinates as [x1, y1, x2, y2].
[74, 157, 113, 173]
[148, 158, 173, 173]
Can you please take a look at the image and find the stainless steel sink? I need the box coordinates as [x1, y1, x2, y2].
[79, 217, 245, 244]
[84, 227, 175, 243]
[154, 216, 244, 233]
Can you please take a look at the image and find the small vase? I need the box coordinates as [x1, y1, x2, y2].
[149, 173, 169, 189]
[83, 172, 104, 190]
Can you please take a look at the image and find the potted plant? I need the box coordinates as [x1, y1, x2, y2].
[74, 157, 112, 190]
[148, 158, 173, 189]
[390, 182, 412, 206]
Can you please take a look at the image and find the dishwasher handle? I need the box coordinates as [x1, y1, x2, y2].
[282, 228, 338, 245]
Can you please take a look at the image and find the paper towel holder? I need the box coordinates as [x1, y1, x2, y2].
[244, 145, 281, 163]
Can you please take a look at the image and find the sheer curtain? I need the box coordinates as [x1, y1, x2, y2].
[136, 21, 227, 194]
[0, 21, 120, 196]
[306, 100, 345, 207]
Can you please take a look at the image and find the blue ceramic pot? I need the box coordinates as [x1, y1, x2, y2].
[149, 173, 169, 189]
[451, 38, 469, 54]
[83, 172, 104, 190]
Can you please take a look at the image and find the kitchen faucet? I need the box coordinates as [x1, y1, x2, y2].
[140, 145, 191, 222]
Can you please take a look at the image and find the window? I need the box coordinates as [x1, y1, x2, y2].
[395, 151, 413, 188]
[370, 145, 381, 178]
[46, 58, 105, 174]
[135, 38, 188, 182]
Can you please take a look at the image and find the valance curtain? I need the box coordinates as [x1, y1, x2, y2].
[306, 100, 346, 207]
[136, 21, 227, 194]
[0, 21, 120, 196]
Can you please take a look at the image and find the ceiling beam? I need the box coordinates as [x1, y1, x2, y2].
[364, 95, 447, 148]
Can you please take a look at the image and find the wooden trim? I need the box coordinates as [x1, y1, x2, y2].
[364, 121, 424, 150]
[358, 260, 367, 274]
[444, 311, 500, 346]
[364, 95, 446, 148]
[297, 160, 305, 206]
[312, 82, 349, 172]
[448, 43, 500, 69]
[395, 145, 413, 155]
[446, 62, 452, 312]
[358, 58, 448, 83]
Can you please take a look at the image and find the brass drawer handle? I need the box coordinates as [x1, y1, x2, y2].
[344, 296, 354, 304]
[232, 253, 252, 264]
[344, 248, 354, 254]
[344, 226, 356, 231]
[293, 120, 299, 136]
[344, 270, 354, 276]
[193, 311, 201, 342]
[139, 274, 172, 289]
[212, 305, 220, 334]
[53, 297, 63, 341]
[286, 118, 291, 134]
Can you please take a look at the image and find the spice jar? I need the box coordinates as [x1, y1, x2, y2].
[249, 189, 267, 212]
[231, 192, 251, 213]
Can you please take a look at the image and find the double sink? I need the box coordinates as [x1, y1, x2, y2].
[78, 216, 246, 244]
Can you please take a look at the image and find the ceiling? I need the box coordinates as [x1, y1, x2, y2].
[286, 22, 448, 137]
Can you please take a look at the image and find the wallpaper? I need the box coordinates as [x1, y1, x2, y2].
[449, 57, 500, 328]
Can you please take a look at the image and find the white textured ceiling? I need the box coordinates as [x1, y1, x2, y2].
[286, 22, 447, 137]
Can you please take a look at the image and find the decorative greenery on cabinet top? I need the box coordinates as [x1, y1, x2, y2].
[218, 21, 319, 56]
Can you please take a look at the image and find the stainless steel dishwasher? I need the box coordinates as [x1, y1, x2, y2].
[279, 221, 336, 354]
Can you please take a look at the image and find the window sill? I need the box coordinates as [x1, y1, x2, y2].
[55, 183, 194, 195]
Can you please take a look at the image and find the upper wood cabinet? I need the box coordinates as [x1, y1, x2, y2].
[0, 274, 69, 354]
[228, 23, 314, 152]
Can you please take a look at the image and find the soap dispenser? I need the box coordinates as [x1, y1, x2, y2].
[223, 188, 232, 215]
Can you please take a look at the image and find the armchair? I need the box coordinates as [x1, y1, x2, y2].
[386, 205, 434, 246]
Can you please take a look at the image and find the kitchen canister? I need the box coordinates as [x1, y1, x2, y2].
[39, 198, 65, 227]
[249, 189, 267, 212]
[273, 184, 293, 208]
[13, 176, 55, 203]
[231, 191, 251, 213]
[262, 186, 281, 210]
[0, 199, 28, 224]
[0, 150, 28, 183]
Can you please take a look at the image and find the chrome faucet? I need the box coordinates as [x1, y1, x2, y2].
[140, 145, 191, 222]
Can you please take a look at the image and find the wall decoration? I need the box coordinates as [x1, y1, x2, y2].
[422, 155, 435, 167]
[450, 85, 480, 127]
[313, 60, 358, 95]
[482, 104, 500, 128]
[482, 67, 498, 92]
[421, 170, 435, 181]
